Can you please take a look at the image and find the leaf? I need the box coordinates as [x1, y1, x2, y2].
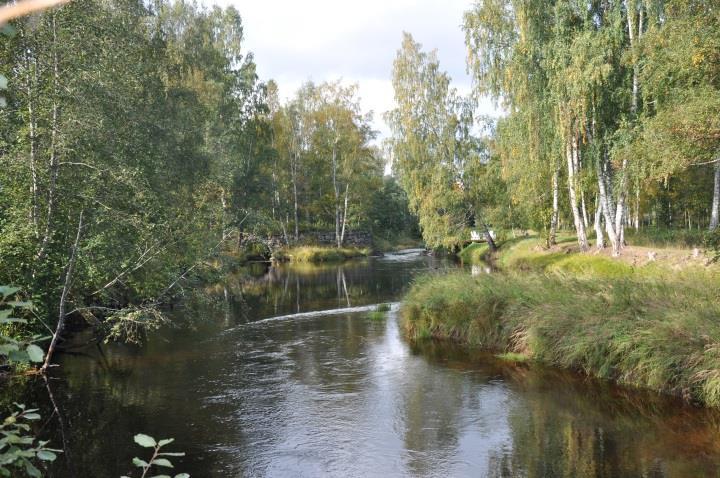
[0, 318, 27, 325]
[150, 475, 172, 478]
[25, 345, 44, 363]
[0, 75, 7, 90]
[7, 350, 29, 363]
[23, 460, 41, 478]
[22, 413, 40, 421]
[132, 457, 149, 468]
[158, 452, 185, 457]
[151, 458, 173, 468]
[174, 474, 190, 478]
[134, 434, 156, 448]
[36, 450, 57, 461]
[7, 301, 32, 309]
[158, 438, 174, 447]
[0, 287, 19, 297]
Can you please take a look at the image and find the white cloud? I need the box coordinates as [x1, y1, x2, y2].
[209, 0, 499, 142]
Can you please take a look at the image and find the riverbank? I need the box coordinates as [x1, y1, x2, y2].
[404, 236, 720, 407]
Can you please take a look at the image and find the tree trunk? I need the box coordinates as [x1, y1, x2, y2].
[292, 152, 299, 242]
[549, 167, 559, 246]
[41, 210, 83, 373]
[37, 13, 60, 262]
[594, 196, 605, 250]
[332, 140, 341, 247]
[710, 160, 720, 231]
[483, 222, 497, 251]
[25, 49, 39, 238]
[566, 135, 588, 250]
[340, 183, 349, 246]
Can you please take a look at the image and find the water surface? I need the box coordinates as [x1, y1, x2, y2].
[7, 250, 720, 477]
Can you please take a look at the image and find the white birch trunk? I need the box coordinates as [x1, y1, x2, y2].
[566, 135, 588, 250]
[710, 160, 720, 231]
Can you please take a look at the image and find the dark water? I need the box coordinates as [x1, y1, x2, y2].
[6, 250, 720, 477]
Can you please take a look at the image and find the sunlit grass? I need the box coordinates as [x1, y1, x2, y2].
[272, 246, 371, 263]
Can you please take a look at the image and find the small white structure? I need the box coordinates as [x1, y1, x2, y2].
[470, 230, 496, 242]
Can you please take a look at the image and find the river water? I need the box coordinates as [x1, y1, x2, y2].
[8, 250, 720, 477]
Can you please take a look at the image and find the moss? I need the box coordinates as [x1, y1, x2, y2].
[401, 270, 720, 407]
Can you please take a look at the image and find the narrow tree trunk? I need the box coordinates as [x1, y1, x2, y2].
[332, 140, 341, 247]
[483, 222, 497, 252]
[340, 183, 349, 245]
[292, 152, 299, 242]
[594, 196, 605, 250]
[549, 167, 559, 247]
[581, 191, 589, 230]
[25, 50, 39, 238]
[41, 210, 83, 373]
[710, 160, 720, 231]
[566, 135, 588, 250]
[37, 13, 60, 262]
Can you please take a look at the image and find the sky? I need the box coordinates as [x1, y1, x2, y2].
[213, 0, 498, 142]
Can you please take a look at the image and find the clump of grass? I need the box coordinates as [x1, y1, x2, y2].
[368, 311, 386, 321]
[458, 242, 490, 264]
[496, 352, 529, 363]
[376, 303, 391, 312]
[401, 270, 720, 407]
[272, 246, 370, 263]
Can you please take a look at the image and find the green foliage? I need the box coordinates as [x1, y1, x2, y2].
[705, 228, 720, 263]
[387, 33, 496, 250]
[0, 288, 45, 367]
[122, 434, 188, 478]
[0, 404, 61, 478]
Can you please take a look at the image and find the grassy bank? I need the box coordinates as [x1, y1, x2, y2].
[404, 235, 720, 406]
[272, 246, 371, 263]
[402, 271, 720, 407]
[457, 242, 490, 264]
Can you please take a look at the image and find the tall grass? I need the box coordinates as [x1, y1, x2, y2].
[402, 271, 720, 407]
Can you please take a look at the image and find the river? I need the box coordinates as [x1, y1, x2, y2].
[7, 250, 720, 477]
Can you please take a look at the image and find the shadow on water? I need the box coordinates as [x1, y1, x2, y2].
[3, 250, 720, 477]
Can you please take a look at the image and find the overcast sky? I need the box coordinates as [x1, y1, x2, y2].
[213, 0, 497, 142]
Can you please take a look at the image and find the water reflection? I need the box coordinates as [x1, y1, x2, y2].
[3, 252, 720, 477]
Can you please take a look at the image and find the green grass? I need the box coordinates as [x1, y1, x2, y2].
[458, 242, 490, 264]
[402, 270, 720, 407]
[272, 246, 371, 263]
[376, 303, 391, 312]
[496, 352, 529, 363]
[368, 310, 387, 321]
[625, 228, 706, 248]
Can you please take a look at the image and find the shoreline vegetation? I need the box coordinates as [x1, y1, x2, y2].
[271, 246, 372, 263]
[403, 235, 720, 407]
